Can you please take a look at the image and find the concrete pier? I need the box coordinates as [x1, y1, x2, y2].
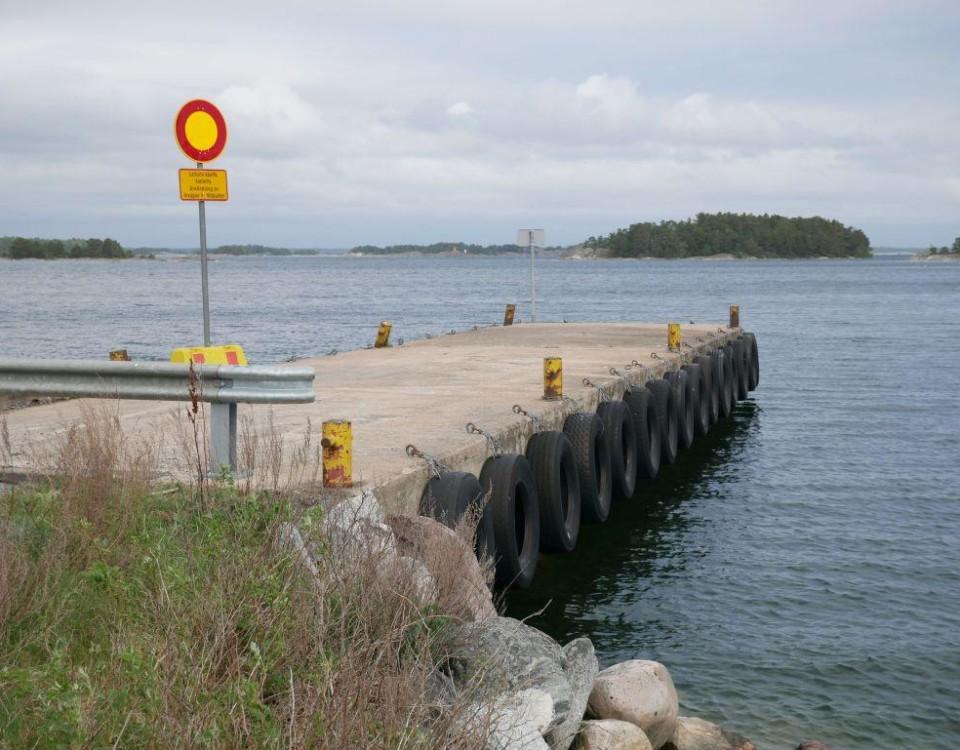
[1, 322, 739, 513]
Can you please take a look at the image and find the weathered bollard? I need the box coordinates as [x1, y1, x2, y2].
[543, 357, 562, 400]
[109, 349, 130, 361]
[375, 321, 392, 348]
[667, 323, 682, 352]
[729, 304, 740, 329]
[504, 304, 516, 326]
[322, 420, 352, 487]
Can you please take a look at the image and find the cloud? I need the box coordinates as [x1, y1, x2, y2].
[0, 0, 958, 246]
[446, 102, 474, 117]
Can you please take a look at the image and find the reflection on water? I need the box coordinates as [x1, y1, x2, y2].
[506, 400, 761, 653]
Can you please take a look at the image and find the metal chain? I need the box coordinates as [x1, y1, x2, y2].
[512, 404, 545, 432]
[582, 377, 610, 402]
[560, 394, 581, 410]
[405, 443, 448, 478]
[465, 422, 503, 456]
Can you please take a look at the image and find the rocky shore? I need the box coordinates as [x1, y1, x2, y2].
[300, 493, 834, 750]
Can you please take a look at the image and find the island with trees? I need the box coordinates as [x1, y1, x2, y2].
[922, 238, 960, 258]
[348, 242, 561, 256]
[0, 236, 130, 259]
[582, 213, 872, 259]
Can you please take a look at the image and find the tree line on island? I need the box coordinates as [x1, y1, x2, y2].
[926, 238, 960, 256]
[585, 213, 872, 259]
[0, 236, 130, 259]
[348, 242, 562, 256]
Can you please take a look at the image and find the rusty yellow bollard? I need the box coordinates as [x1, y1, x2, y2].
[543, 357, 562, 400]
[375, 321, 392, 348]
[503, 304, 516, 326]
[109, 349, 130, 361]
[729, 305, 740, 329]
[667, 323, 682, 352]
[322, 420, 353, 488]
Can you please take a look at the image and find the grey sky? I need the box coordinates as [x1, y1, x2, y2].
[1, 0, 957, 248]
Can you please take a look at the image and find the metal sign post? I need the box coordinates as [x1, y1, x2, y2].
[197, 161, 211, 345]
[517, 228, 545, 322]
[174, 99, 228, 346]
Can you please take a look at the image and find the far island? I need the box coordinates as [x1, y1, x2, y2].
[0, 236, 131, 259]
[582, 212, 872, 259]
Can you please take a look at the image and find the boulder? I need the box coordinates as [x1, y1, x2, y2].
[662, 717, 755, 750]
[795, 743, 833, 750]
[385, 513, 496, 622]
[322, 491, 397, 558]
[451, 616, 571, 734]
[546, 637, 600, 750]
[391, 555, 437, 602]
[576, 719, 653, 750]
[587, 660, 678, 749]
[462, 688, 554, 750]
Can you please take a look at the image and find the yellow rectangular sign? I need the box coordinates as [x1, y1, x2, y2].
[178, 169, 228, 201]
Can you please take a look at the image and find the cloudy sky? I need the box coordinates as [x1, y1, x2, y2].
[1, 0, 958, 248]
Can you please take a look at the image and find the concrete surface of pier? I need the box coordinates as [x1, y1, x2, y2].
[1, 322, 738, 513]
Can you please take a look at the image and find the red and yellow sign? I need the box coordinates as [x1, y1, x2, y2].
[174, 99, 227, 163]
[179, 169, 228, 201]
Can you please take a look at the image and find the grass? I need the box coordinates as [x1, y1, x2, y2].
[0, 407, 493, 749]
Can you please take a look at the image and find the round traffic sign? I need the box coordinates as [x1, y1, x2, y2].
[174, 99, 227, 163]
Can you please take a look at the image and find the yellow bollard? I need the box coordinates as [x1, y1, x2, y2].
[322, 420, 353, 488]
[667, 323, 682, 352]
[375, 321, 392, 348]
[543, 357, 562, 400]
[729, 305, 740, 329]
[109, 349, 130, 361]
[503, 304, 516, 326]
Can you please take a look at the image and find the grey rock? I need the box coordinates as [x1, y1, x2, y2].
[662, 717, 755, 750]
[322, 491, 397, 558]
[386, 513, 496, 622]
[462, 689, 554, 750]
[451, 616, 571, 734]
[588, 660, 679, 749]
[795, 743, 833, 750]
[546, 637, 600, 750]
[576, 719, 653, 750]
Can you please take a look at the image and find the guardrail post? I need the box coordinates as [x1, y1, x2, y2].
[209, 402, 237, 473]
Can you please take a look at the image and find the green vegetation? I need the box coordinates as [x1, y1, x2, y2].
[349, 242, 559, 256]
[0, 236, 130, 259]
[0, 412, 489, 749]
[212, 244, 323, 256]
[925, 237, 960, 256]
[585, 212, 872, 259]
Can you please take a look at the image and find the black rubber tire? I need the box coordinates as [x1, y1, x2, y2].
[744, 332, 760, 390]
[479, 454, 540, 589]
[596, 400, 638, 501]
[719, 344, 736, 417]
[624, 388, 660, 481]
[685, 363, 710, 438]
[734, 337, 750, 401]
[563, 412, 613, 523]
[646, 378, 678, 465]
[702, 352, 722, 426]
[420, 470, 495, 561]
[666, 369, 696, 450]
[525, 431, 581, 553]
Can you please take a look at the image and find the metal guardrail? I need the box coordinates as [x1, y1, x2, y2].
[0, 358, 316, 472]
